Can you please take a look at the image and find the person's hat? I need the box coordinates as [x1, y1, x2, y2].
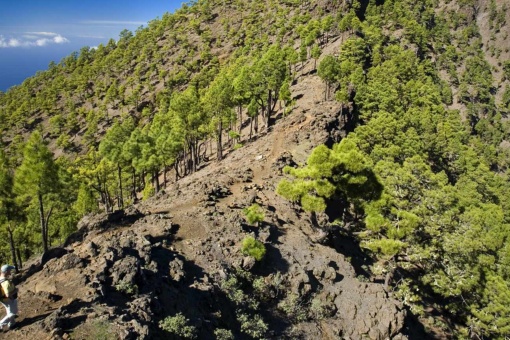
[1, 265, 15, 273]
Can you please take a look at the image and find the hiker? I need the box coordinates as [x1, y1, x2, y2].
[0, 265, 18, 331]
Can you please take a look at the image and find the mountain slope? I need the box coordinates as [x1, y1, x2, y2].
[3, 68, 412, 339]
[1, 0, 510, 338]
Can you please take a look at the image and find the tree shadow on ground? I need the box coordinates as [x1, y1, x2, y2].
[403, 311, 438, 340]
[16, 312, 52, 328]
[146, 234, 299, 339]
[267, 223, 286, 245]
[256, 243, 289, 276]
[325, 228, 373, 278]
[147, 245, 265, 338]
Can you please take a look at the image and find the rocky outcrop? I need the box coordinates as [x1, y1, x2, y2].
[64, 207, 145, 246]
[13, 195, 407, 339]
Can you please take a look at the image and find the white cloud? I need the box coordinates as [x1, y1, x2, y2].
[53, 35, 68, 43]
[25, 31, 59, 37]
[0, 32, 69, 48]
[0, 36, 21, 48]
[36, 39, 48, 46]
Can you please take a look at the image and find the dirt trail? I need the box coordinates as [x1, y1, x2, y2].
[220, 119, 311, 212]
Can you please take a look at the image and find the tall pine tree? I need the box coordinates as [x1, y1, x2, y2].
[14, 131, 59, 253]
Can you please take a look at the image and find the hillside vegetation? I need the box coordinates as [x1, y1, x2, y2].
[1, 0, 510, 338]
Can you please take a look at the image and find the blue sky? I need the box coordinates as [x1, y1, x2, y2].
[0, 0, 183, 92]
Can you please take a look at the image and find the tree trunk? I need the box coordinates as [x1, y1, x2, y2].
[249, 117, 253, 140]
[193, 140, 199, 172]
[238, 105, 243, 135]
[267, 89, 272, 131]
[217, 119, 223, 161]
[7, 224, 18, 271]
[384, 259, 396, 292]
[45, 207, 53, 248]
[104, 185, 110, 213]
[38, 193, 48, 252]
[163, 164, 167, 188]
[228, 121, 232, 147]
[132, 167, 137, 201]
[310, 211, 320, 229]
[16, 249, 22, 270]
[174, 162, 179, 182]
[117, 164, 123, 209]
[105, 186, 112, 213]
[151, 171, 156, 193]
[154, 170, 160, 193]
[95, 176, 107, 213]
[188, 141, 195, 174]
[101, 191, 108, 213]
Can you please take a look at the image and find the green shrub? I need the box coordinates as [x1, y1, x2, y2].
[252, 277, 267, 296]
[309, 294, 335, 320]
[278, 293, 307, 322]
[241, 236, 266, 261]
[214, 328, 234, 340]
[252, 272, 285, 300]
[228, 130, 241, 140]
[237, 312, 268, 338]
[503, 60, 510, 79]
[56, 133, 73, 150]
[142, 182, 155, 200]
[220, 273, 260, 310]
[159, 313, 197, 339]
[310, 297, 327, 319]
[243, 203, 264, 226]
[221, 276, 247, 305]
[115, 280, 138, 296]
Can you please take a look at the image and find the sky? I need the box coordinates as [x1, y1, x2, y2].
[0, 0, 183, 92]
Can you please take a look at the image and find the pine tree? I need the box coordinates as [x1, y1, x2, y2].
[317, 55, 339, 100]
[14, 131, 60, 253]
[0, 150, 21, 269]
[277, 139, 381, 227]
[202, 70, 234, 161]
[99, 117, 135, 209]
[169, 86, 207, 174]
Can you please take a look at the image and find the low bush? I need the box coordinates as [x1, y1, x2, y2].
[237, 312, 268, 338]
[214, 328, 234, 340]
[241, 236, 266, 261]
[243, 203, 265, 226]
[114, 280, 138, 296]
[159, 313, 197, 339]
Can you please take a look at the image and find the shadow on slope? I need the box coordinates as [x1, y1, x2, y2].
[147, 244, 292, 339]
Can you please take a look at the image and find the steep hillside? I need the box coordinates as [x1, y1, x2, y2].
[1, 0, 510, 338]
[1, 72, 412, 339]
